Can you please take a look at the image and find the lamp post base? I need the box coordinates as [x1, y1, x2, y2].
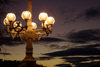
[18, 62, 40, 67]
[18, 60, 41, 67]
[18, 54, 41, 67]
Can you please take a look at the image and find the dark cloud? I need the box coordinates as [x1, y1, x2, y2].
[36, 56, 53, 61]
[62, 57, 88, 64]
[0, 37, 65, 46]
[0, 37, 23, 46]
[49, 44, 68, 49]
[63, 6, 100, 23]
[76, 6, 100, 20]
[45, 44, 100, 57]
[62, 56, 100, 67]
[35, 37, 66, 50]
[35, 37, 65, 43]
[0, 52, 11, 55]
[85, 7, 100, 18]
[83, 7, 100, 20]
[0, 0, 10, 5]
[67, 29, 100, 43]
[39, 37, 65, 42]
[45, 44, 100, 67]
[56, 64, 72, 67]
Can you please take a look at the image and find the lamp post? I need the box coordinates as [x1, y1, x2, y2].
[3, 10, 55, 67]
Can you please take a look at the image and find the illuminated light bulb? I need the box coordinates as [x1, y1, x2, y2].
[39, 12, 48, 21]
[46, 16, 55, 25]
[13, 21, 22, 28]
[21, 11, 32, 20]
[13, 21, 22, 32]
[3, 18, 9, 25]
[6, 13, 16, 22]
[31, 22, 37, 29]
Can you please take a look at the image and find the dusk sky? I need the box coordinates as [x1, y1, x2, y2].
[0, 0, 100, 67]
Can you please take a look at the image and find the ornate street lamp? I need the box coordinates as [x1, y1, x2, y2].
[3, 11, 55, 67]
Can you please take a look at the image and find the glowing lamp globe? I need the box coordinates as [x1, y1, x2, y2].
[32, 22, 37, 29]
[39, 12, 48, 21]
[21, 11, 32, 20]
[46, 16, 55, 25]
[13, 21, 22, 31]
[13, 21, 22, 28]
[6, 13, 16, 22]
[3, 18, 9, 25]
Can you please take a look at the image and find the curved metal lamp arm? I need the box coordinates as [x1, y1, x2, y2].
[4, 12, 54, 41]
[6, 25, 52, 40]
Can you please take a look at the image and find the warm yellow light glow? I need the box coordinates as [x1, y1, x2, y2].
[21, 11, 32, 20]
[3, 18, 9, 25]
[13, 21, 22, 28]
[46, 16, 55, 25]
[39, 12, 48, 21]
[6, 13, 16, 22]
[31, 22, 37, 29]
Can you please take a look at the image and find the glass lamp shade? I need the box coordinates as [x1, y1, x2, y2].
[39, 12, 48, 21]
[31, 22, 37, 29]
[13, 21, 22, 28]
[21, 11, 32, 20]
[6, 13, 16, 22]
[46, 16, 55, 25]
[3, 18, 9, 25]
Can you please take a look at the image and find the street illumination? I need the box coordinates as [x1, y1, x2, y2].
[39, 12, 48, 21]
[31, 22, 37, 29]
[3, 0, 55, 67]
[3, 10, 55, 67]
[21, 11, 32, 20]
[6, 13, 16, 22]
[46, 16, 55, 25]
[13, 21, 22, 28]
[3, 18, 9, 26]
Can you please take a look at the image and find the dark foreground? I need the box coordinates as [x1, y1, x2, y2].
[0, 59, 44, 67]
